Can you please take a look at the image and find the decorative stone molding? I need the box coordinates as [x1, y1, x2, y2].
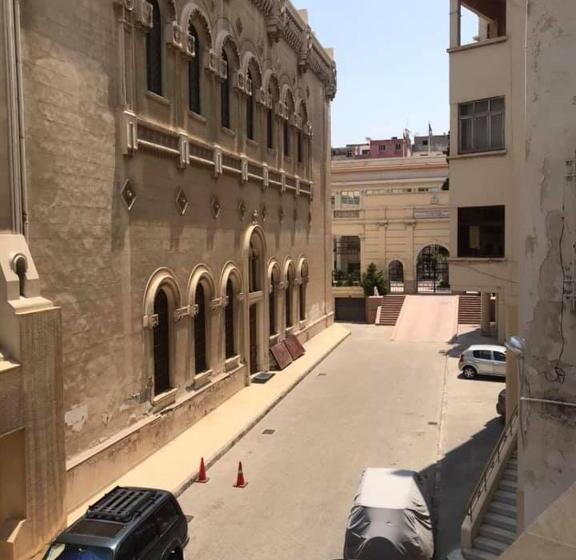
[143, 313, 159, 329]
[250, 210, 259, 224]
[121, 180, 137, 211]
[182, 32, 196, 58]
[178, 134, 189, 168]
[207, 49, 218, 73]
[134, 0, 153, 29]
[175, 188, 189, 215]
[165, 21, 183, 49]
[213, 147, 223, 177]
[190, 303, 199, 318]
[237, 291, 245, 302]
[221, 295, 230, 308]
[121, 111, 138, 154]
[174, 306, 190, 321]
[262, 164, 269, 190]
[281, 171, 286, 193]
[241, 155, 249, 183]
[209, 298, 223, 310]
[211, 196, 222, 219]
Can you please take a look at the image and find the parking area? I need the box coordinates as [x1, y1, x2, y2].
[179, 323, 504, 560]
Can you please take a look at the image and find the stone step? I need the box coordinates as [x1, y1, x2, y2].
[479, 523, 516, 545]
[499, 478, 517, 492]
[488, 500, 516, 518]
[494, 489, 517, 506]
[462, 548, 497, 560]
[474, 536, 509, 555]
[485, 512, 517, 532]
[502, 468, 517, 482]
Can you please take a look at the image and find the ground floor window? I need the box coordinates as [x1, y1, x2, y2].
[458, 205, 505, 258]
[225, 279, 235, 359]
[194, 283, 208, 374]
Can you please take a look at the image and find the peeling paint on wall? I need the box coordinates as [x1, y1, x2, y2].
[65, 405, 88, 432]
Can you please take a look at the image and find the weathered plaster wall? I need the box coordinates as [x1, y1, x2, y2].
[520, 0, 576, 528]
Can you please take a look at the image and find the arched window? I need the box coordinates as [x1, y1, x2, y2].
[269, 266, 280, 336]
[188, 24, 201, 114]
[249, 239, 261, 292]
[146, 0, 163, 95]
[266, 86, 274, 149]
[194, 283, 208, 374]
[297, 103, 308, 165]
[221, 51, 231, 129]
[285, 264, 295, 328]
[153, 288, 171, 395]
[283, 118, 290, 157]
[299, 261, 309, 321]
[246, 69, 255, 140]
[225, 279, 235, 359]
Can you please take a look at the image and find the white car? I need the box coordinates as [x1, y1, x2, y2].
[458, 344, 507, 379]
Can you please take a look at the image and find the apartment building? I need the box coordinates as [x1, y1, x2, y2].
[449, 1, 576, 558]
[0, 1, 336, 558]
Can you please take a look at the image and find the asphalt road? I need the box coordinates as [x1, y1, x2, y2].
[180, 323, 503, 560]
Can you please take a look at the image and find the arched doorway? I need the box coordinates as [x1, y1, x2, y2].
[417, 245, 450, 293]
[388, 260, 404, 293]
[225, 279, 235, 359]
[153, 288, 171, 395]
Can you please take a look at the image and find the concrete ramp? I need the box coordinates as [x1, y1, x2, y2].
[391, 295, 459, 342]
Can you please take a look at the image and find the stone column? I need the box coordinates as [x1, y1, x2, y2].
[404, 221, 417, 294]
[449, 0, 461, 48]
[480, 292, 491, 336]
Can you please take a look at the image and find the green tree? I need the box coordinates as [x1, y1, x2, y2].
[361, 263, 387, 297]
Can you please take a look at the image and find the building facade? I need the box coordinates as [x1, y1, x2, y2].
[449, 1, 576, 557]
[331, 154, 450, 295]
[0, 0, 336, 557]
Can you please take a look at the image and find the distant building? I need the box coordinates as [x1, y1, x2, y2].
[412, 133, 450, 154]
[332, 133, 412, 160]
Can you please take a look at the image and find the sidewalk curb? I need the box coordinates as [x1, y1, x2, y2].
[173, 327, 351, 498]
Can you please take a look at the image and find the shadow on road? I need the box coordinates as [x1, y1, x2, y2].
[418, 417, 503, 560]
[440, 327, 496, 358]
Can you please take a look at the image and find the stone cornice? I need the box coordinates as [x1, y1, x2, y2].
[250, 0, 337, 99]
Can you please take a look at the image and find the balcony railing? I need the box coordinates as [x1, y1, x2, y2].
[332, 270, 361, 287]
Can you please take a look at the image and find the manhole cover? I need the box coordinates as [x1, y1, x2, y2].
[262, 429, 276, 435]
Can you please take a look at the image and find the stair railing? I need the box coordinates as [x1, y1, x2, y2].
[461, 407, 519, 549]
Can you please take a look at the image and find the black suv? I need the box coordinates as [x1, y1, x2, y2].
[43, 487, 188, 560]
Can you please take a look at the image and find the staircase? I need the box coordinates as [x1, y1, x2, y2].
[375, 295, 406, 326]
[459, 295, 481, 324]
[462, 410, 519, 559]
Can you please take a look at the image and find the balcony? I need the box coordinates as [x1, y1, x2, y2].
[450, 0, 507, 51]
[334, 209, 361, 219]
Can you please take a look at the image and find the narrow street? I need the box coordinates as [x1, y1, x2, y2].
[180, 324, 504, 560]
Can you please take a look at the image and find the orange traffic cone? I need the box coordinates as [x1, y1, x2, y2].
[196, 457, 209, 483]
[233, 461, 248, 488]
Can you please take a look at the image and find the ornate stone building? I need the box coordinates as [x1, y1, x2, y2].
[0, 0, 336, 557]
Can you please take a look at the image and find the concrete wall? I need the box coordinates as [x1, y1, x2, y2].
[519, 0, 576, 529]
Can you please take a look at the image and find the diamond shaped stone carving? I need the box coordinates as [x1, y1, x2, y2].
[261, 204, 267, 223]
[211, 196, 222, 219]
[238, 199, 247, 220]
[175, 188, 189, 215]
[121, 180, 136, 211]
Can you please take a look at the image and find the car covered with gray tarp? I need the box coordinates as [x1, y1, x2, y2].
[343, 468, 434, 560]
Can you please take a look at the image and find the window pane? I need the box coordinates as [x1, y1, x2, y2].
[474, 115, 489, 150]
[490, 97, 505, 112]
[460, 118, 473, 152]
[460, 103, 473, 117]
[491, 113, 505, 149]
[494, 352, 506, 362]
[475, 100, 489, 113]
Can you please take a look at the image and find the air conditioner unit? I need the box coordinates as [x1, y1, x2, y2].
[219, 58, 228, 80]
[136, 0, 153, 28]
[184, 32, 196, 58]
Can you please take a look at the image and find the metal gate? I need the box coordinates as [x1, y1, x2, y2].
[416, 245, 450, 293]
[388, 260, 404, 293]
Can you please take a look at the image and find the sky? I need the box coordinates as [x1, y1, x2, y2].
[294, 0, 476, 147]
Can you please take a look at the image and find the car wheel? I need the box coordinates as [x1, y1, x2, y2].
[463, 366, 476, 379]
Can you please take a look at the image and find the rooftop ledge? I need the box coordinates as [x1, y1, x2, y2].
[448, 149, 507, 161]
[447, 35, 508, 54]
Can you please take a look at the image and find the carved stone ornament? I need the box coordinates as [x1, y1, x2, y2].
[261, 204, 267, 223]
[121, 179, 137, 211]
[251, 210, 259, 224]
[190, 304, 200, 318]
[143, 313, 159, 329]
[135, 0, 153, 29]
[279, 207, 285, 223]
[211, 196, 222, 219]
[175, 188, 189, 215]
[166, 21, 183, 49]
[209, 298, 222, 310]
[238, 199, 247, 220]
[114, 0, 134, 11]
[221, 295, 230, 308]
[174, 306, 190, 321]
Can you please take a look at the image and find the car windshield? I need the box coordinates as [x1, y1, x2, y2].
[44, 543, 113, 560]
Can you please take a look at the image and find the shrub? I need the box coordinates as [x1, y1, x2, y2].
[361, 263, 387, 297]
